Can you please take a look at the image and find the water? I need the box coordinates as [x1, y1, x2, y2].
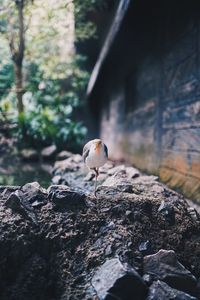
[0, 158, 52, 188]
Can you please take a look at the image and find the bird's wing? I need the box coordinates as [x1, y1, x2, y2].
[104, 143, 108, 158]
[82, 143, 90, 162]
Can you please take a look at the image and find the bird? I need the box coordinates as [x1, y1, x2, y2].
[82, 139, 108, 197]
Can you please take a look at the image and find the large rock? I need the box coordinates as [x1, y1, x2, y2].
[1, 162, 200, 300]
[143, 250, 197, 296]
[92, 258, 148, 300]
[5, 189, 38, 225]
[48, 185, 86, 209]
[147, 280, 197, 300]
[4, 182, 48, 224]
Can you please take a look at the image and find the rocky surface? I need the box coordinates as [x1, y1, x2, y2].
[0, 152, 200, 299]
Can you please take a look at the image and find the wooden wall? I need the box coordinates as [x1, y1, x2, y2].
[93, 1, 200, 202]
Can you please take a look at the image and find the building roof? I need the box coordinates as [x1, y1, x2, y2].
[86, 0, 130, 97]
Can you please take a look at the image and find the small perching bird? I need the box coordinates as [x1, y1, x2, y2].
[82, 139, 108, 196]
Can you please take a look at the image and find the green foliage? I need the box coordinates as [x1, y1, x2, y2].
[0, 39, 14, 100]
[15, 58, 88, 150]
[18, 105, 87, 150]
[0, 63, 14, 99]
[0, 0, 106, 151]
[74, 0, 108, 41]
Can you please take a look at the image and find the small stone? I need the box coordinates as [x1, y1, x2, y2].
[111, 204, 123, 215]
[147, 280, 198, 300]
[21, 148, 39, 161]
[107, 165, 126, 176]
[112, 233, 122, 240]
[101, 172, 130, 188]
[133, 211, 142, 221]
[56, 150, 73, 160]
[158, 200, 175, 225]
[84, 172, 95, 182]
[105, 245, 112, 256]
[92, 238, 103, 250]
[134, 175, 158, 183]
[139, 240, 152, 255]
[187, 207, 199, 222]
[41, 145, 57, 160]
[92, 258, 148, 300]
[143, 274, 153, 285]
[100, 221, 115, 233]
[126, 166, 140, 179]
[51, 175, 62, 185]
[151, 184, 164, 193]
[54, 158, 78, 172]
[72, 154, 82, 163]
[125, 210, 132, 216]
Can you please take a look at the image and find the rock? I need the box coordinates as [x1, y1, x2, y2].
[151, 184, 164, 194]
[144, 249, 197, 296]
[21, 182, 48, 207]
[147, 280, 198, 300]
[72, 154, 82, 163]
[158, 200, 175, 225]
[134, 175, 158, 183]
[101, 171, 133, 193]
[187, 207, 199, 222]
[100, 221, 116, 233]
[41, 164, 53, 174]
[41, 145, 57, 160]
[21, 148, 39, 161]
[105, 245, 112, 256]
[91, 258, 148, 300]
[56, 150, 73, 160]
[84, 171, 95, 181]
[0, 186, 20, 200]
[54, 158, 79, 172]
[143, 274, 153, 285]
[133, 211, 142, 221]
[107, 165, 126, 176]
[5, 190, 38, 225]
[126, 166, 140, 179]
[99, 162, 115, 173]
[51, 175, 62, 185]
[48, 185, 86, 209]
[139, 240, 152, 255]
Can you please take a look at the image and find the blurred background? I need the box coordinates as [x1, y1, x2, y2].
[1, 0, 200, 205]
[0, 0, 115, 185]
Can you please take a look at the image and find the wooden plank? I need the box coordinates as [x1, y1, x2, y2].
[162, 128, 200, 153]
[162, 100, 200, 128]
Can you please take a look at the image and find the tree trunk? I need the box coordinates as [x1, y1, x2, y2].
[9, 1, 25, 116]
[14, 62, 24, 115]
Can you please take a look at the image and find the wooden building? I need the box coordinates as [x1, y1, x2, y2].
[87, 0, 200, 202]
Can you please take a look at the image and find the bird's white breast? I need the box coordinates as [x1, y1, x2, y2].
[86, 145, 107, 168]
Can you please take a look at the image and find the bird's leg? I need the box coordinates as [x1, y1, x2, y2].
[94, 167, 99, 197]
